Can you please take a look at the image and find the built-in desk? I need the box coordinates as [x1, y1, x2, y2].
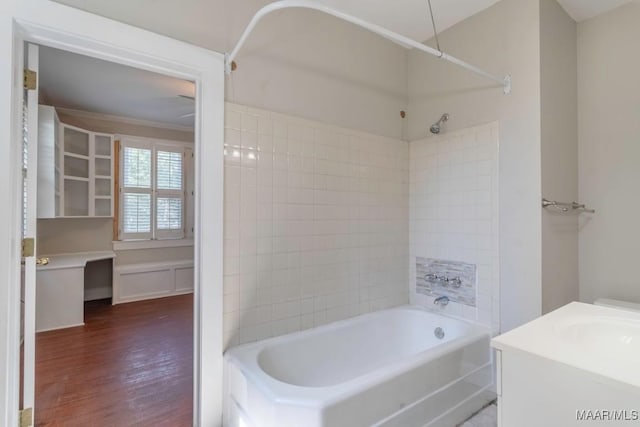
[36, 251, 115, 332]
[36, 251, 116, 272]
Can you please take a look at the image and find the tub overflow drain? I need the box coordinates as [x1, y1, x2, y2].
[434, 327, 445, 339]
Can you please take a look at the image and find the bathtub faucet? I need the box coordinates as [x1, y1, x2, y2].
[433, 295, 449, 306]
[424, 273, 439, 281]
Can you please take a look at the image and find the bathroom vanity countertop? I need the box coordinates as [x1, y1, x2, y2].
[36, 251, 116, 271]
[492, 301, 640, 389]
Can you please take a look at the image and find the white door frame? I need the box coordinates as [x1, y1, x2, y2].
[23, 42, 40, 420]
[0, 1, 225, 426]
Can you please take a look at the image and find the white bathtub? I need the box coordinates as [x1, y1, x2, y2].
[224, 306, 494, 427]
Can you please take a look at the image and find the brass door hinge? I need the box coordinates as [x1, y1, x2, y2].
[23, 69, 37, 90]
[19, 407, 33, 427]
[22, 238, 35, 258]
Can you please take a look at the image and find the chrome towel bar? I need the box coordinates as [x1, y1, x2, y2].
[542, 198, 595, 214]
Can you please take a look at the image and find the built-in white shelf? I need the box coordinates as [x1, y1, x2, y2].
[38, 105, 115, 219]
[63, 152, 89, 160]
[63, 175, 89, 182]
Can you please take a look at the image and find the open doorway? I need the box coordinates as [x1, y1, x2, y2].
[4, 8, 225, 425]
[28, 44, 196, 425]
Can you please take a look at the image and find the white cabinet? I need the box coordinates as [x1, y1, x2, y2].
[492, 303, 640, 427]
[36, 266, 84, 332]
[113, 260, 194, 304]
[35, 251, 116, 331]
[494, 349, 640, 427]
[38, 105, 114, 218]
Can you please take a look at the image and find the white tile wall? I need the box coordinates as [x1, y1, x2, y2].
[224, 103, 409, 348]
[409, 122, 500, 333]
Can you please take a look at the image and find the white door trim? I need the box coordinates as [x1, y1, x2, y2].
[0, 2, 225, 426]
[23, 41, 40, 417]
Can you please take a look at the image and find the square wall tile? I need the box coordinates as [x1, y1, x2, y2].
[223, 103, 410, 347]
[409, 122, 499, 333]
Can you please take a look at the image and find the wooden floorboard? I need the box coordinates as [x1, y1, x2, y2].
[35, 294, 193, 427]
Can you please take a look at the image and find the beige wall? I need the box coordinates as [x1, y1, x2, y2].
[47, 0, 589, 328]
[540, 0, 578, 313]
[578, 2, 640, 304]
[52, 0, 408, 139]
[38, 218, 112, 254]
[407, 0, 542, 331]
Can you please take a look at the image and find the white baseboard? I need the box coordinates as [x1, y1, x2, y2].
[37, 322, 85, 333]
[115, 289, 193, 305]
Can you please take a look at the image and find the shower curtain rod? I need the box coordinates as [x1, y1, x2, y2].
[225, 0, 512, 94]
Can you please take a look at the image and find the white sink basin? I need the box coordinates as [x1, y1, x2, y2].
[555, 316, 640, 364]
[492, 302, 640, 389]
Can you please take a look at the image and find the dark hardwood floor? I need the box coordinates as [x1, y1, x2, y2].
[35, 294, 193, 427]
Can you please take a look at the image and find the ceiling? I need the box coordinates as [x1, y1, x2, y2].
[557, 0, 635, 22]
[315, 0, 635, 41]
[39, 46, 195, 128]
[317, 0, 501, 41]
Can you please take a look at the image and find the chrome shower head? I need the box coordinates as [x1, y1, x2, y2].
[430, 113, 449, 134]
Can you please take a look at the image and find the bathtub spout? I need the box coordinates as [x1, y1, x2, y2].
[434, 296, 449, 306]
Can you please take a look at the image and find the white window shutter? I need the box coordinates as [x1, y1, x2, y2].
[184, 147, 194, 238]
[123, 146, 151, 188]
[155, 146, 184, 239]
[120, 143, 153, 240]
[156, 197, 183, 230]
[156, 150, 182, 190]
[122, 193, 152, 234]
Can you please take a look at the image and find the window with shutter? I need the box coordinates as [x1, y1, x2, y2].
[119, 137, 187, 241]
